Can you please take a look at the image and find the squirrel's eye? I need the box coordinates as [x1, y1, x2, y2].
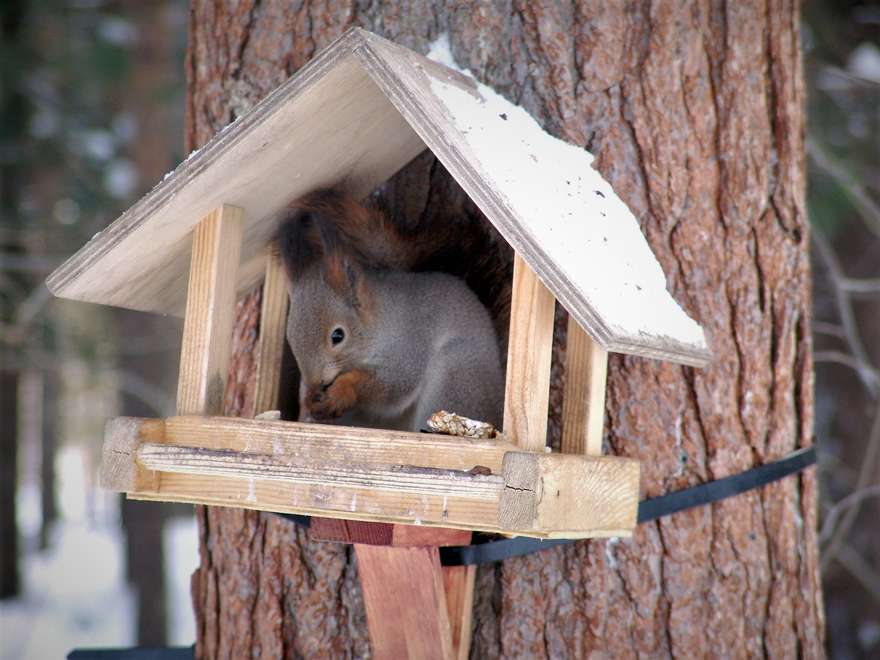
[330, 327, 345, 346]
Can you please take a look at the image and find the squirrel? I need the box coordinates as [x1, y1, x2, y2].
[275, 188, 505, 433]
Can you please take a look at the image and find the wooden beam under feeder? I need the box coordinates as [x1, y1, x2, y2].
[101, 415, 640, 539]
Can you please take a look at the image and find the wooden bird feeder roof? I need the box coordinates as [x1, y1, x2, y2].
[47, 28, 710, 368]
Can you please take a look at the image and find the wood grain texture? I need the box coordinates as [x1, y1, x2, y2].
[309, 518, 393, 545]
[46, 33, 425, 317]
[252, 251, 288, 415]
[392, 526, 471, 547]
[503, 254, 556, 452]
[100, 417, 164, 492]
[561, 317, 608, 456]
[137, 442, 504, 501]
[355, 543, 453, 660]
[162, 414, 515, 473]
[443, 564, 476, 660]
[105, 416, 638, 537]
[187, 4, 821, 658]
[498, 451, 639, 535]
[309, 520, 469, 547]
[176, 206, 244, 415]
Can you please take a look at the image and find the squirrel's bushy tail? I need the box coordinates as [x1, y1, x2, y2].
[275, 181, 513, 341]
[275, 188, 417, 280]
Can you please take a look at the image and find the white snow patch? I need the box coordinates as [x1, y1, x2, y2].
[164, 516, 198, 645]
[427, 33, 455, 68]
[604, 537, 620, 570]
[246, 478, 257, 503]
[2, 445, 198, 658]
[0, 519, 135, 660]
[425, 35, 706, 350]
[848, 42, 880, 82]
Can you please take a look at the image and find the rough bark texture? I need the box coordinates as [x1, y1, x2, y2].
[0, 370, 20, 599]
[188, 2, 823, 657]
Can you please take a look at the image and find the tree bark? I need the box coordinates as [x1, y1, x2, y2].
[39, 367, 58, 551]
[0, 370, 20, 599]
[188, 2, 823, 657]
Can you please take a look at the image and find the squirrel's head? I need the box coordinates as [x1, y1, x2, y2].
[284, 261, 375, 417]
[275, 189, 379, 420]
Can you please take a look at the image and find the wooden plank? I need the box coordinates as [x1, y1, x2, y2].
[355, 543, 453, 660]
[129, 474, 627, 539]
[161, 415, 514, 473]
[176, 205, 244, 415]
[252, 250, 289, 415]
[309, 518, 394, 545]
[104, 415, 638, 537]
[312, 521, 471, 547]
[136, 443, 505, 500]
[46, 30, 425, 317]
[391, 526, 471, 547]
[356, 31, 711, 366]
[443, 564, 476, 660]
[141, 471, 502, 532]
[561, 316, 608, 456]
[503, 254, 556, 452]
[100, 417, 164, 492]
[499, 452, 640, 535]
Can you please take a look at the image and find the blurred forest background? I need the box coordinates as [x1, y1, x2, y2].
[0, 1, 877, 658]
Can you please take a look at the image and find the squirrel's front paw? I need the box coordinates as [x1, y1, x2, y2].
[305, 369, 368, 421]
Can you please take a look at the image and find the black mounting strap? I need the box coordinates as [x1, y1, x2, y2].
[274, 446, 817, 566]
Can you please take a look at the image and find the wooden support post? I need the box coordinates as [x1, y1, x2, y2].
[354, 526, 470, 660]
[561, 316, 608, 456]
[176, 205, 244, 416]
[503, 254, 556, 452]
[253, 250, 288, 416]
[443, 563, 476, 660]
[356, 544, 454, 659]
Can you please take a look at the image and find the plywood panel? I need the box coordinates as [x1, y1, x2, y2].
[356, 32, 711, 366]
[47, 31, 425, 317]
[48, 28, 709, 366]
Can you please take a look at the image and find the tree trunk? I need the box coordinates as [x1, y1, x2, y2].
[115, 1, 184, 644]
[39, 367, 58, 551]
[188, 2, 823, 657]
[0, 370, 19, 599]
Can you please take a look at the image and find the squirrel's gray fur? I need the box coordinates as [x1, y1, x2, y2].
[277, 188, 504, 433]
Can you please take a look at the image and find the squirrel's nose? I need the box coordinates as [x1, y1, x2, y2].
[306, 381, 332, 404]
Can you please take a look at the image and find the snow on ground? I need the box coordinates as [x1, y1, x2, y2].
[165, 516, 198, 645]
[0, 518, 135, 659]
[1, 444, 198, 659]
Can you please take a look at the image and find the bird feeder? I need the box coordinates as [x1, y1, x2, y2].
[47, 29, 710, 660]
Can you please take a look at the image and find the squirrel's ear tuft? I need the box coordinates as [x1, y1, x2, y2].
[275, 188, 365, 280]
[274, 207, 319, 281]
[323, 251, 373, 315]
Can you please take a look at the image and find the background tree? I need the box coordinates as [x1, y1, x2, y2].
[186, 2, 823, 657]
